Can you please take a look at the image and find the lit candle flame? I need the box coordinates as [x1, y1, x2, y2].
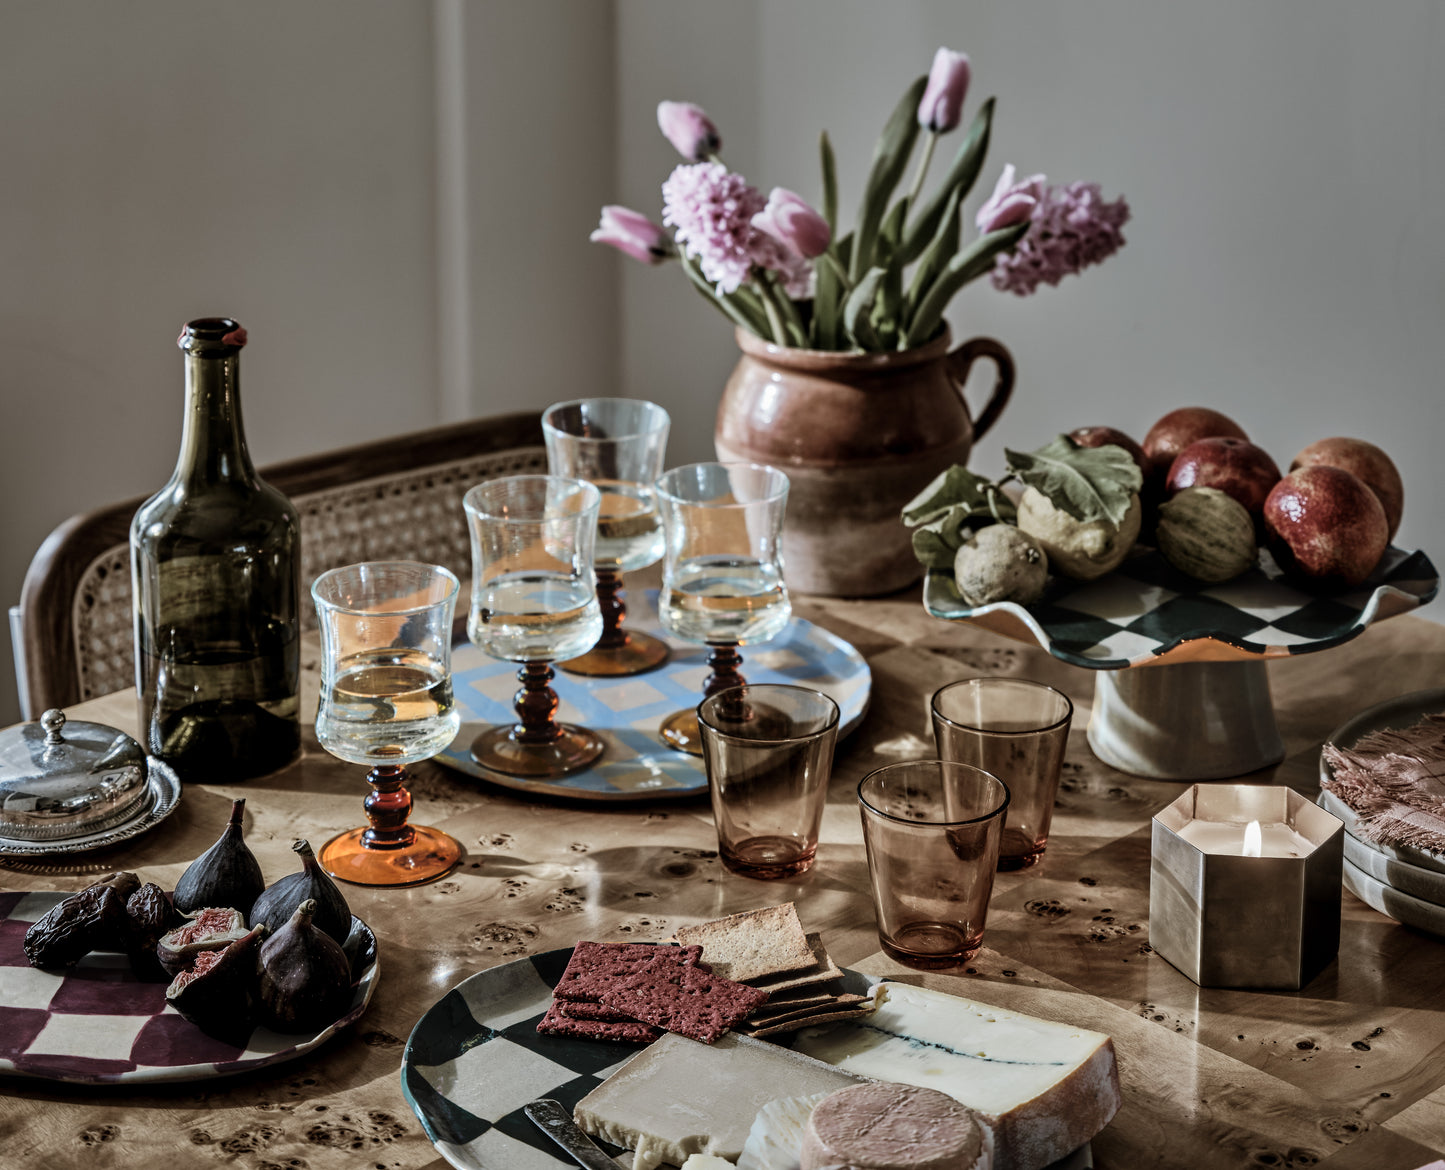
[1243, 820, 1262, 858]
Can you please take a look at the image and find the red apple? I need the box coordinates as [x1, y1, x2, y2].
[1263, 466, 1388, 588]
[1069, 426, 1148, 476]
[1142, 408, 1249, 483]
[1290, 437, 1403, 542]
[1167, 437, 1281, 516]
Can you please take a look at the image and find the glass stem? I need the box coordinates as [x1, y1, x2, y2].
[361, 764, 417, 850]
[703, 644, 748, 705]
[594, 568, 629, 650]
[514, 662, 565, 744]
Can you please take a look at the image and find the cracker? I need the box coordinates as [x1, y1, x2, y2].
[553, 1000, 641, 1023]
[749, 991, 868, 1020]
[552, 940, 705, 1002]
[598, 952, 770, 1044]
[744, 933, 842, 994]
[674, 903, 814, 982]
[536, 1002, 662, 1043]
[741, 1003, 879, 1038]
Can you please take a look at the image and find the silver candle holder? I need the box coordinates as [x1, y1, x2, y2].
[1150, 784, 1344, 990]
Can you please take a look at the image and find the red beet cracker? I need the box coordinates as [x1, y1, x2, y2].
[596, 951, 770, 1044]
[535, 1002, 662, 1043]
[552, 941, 706, 1003]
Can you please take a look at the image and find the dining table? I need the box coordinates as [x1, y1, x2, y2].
[3, 583, 1444, 1170]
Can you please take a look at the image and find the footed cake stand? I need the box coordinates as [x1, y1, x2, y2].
[923, 546, 1438, 781]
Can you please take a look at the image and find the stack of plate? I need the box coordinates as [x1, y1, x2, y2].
[1319, 689, 1445, 940]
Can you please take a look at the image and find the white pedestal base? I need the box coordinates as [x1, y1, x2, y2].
[1088, 661, 1285, 781]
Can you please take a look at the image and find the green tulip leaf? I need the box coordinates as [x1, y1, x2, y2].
[820, 131, 838, 234]
[903, 186, 961, 328]
[851, 75, 927, 282]
[903, 220, 1028, 348]
[899, 97, 995, 266]
[1005, 436, 1143, 528]
[843, 266, 886, 350]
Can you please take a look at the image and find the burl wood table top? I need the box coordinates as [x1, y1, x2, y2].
[3, 591, 1443, 1169]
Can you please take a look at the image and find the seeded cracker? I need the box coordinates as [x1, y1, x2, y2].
[674, 903, 815, 982]
[598, 951, 770, 1044]
[552, 940, 705, 1002]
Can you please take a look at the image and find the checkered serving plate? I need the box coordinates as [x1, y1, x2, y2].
[0, 891, 378, 1084]
[401, 948, 1093, 1170]
[925, 545, 1438, 670]
[435, 592, 870, 801]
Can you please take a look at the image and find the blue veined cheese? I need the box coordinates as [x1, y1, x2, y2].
[792, 983, 1120, 1170]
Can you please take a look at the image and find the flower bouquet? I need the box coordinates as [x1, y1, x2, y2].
[593, 47, 1130, 353]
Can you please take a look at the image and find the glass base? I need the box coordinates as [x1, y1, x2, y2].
[720, 836, 815, 881]
[879, 922, 982, 970]
[471, 723, 605, 778]
[997, 827, 1046, 871]
[558, 630, 671, 677]
[659, 708, 703, 755]
[320, 824, 462, 887]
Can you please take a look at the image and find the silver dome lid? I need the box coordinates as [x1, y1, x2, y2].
[0, 709, 150, 842]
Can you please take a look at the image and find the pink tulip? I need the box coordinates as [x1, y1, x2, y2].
[657, 100, 722, 162]
[977, 191, 1038, 233]
[590, 205, 671, 264]
[750, 187, 832, 260]
[917, 48, 971, 133]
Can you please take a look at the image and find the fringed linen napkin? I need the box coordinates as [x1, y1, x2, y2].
[1322, 711, 1445, 853]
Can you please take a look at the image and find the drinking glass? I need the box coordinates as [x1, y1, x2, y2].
[655, 462, 791, 754]
[698, 684, 839, 880]
[312, 561, 463, 887]
[930, 678, 1074, 870]
[857, 760, 1010, 969]
[542, 398, 671, 677]
[463, 476, 606, 777]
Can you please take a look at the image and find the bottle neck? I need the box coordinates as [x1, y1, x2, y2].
[175, 349, 256, 486]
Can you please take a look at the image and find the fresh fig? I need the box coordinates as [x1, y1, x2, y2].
[24, 872, 140, 968]
[250, 839, 352, 946]
[173, 798, 265, 918]
[257, 899, 353, 1034]
[123, 882, 183, 981]
[156, 906, 252, 979]
[165, 925, 264, 1047]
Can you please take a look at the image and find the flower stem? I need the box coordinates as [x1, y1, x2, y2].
[821, 251, 851, 292]
[757, 271, 808, 347]
[904, 132, 939, 219]
[755, 273, 790, 345]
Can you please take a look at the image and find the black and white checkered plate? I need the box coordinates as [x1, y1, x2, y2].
[400, 946, 1093, 1170]
[924, 545, 1438, 670]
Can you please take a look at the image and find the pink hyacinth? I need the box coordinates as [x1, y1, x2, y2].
[981, 166, 1131, 296]
[657, 101, 722, 162]
[590, 205, 672, 265]
[918, 48, 971, 133]
[660, 162, 775, 295]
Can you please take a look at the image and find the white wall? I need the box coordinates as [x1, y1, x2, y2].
[617, 0, 1444, 552]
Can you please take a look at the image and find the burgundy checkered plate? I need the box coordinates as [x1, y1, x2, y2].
[0, 890, 379, 1084]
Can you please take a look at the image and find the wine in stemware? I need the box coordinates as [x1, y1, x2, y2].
[464, 475, 607, 778]
[655, 462, 791, 754]
[542, 398, 671, 677]
[312, 561, 464, 887]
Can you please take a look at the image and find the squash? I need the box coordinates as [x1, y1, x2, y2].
[1155, 487, 1258, 582]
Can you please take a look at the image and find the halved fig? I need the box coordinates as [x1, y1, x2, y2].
[165, 925, 265, 1047]
[155, 906, 250, 979]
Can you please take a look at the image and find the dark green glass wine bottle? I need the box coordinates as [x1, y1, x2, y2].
[130, 318, 301, 781]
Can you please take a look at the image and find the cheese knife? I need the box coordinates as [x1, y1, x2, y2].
[524, 1098, 622, 1170]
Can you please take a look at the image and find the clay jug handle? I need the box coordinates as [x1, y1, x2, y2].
[946, 337, 1014, 442]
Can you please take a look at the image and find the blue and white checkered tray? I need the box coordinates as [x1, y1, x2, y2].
[0, 891, 378, 1084]
[925, 545, 1438, 670]
[436, 592, 870, 802]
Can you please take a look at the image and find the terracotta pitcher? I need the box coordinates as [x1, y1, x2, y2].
[715, 327, 1014, 597]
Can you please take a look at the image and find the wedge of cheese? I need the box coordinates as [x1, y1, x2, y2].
[792, 983, 1120, 1170]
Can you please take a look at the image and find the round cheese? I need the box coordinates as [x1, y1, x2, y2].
[799, 1082, 993, 1170]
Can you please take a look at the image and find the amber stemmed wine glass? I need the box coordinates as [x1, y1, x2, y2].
[543, 398, 671, 677]
[463, 475, 607, 777]
[312, 561, 464, 887]
[655, 462, 791, 754]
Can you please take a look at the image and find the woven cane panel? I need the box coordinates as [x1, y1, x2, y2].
[67, 445, 547, 702]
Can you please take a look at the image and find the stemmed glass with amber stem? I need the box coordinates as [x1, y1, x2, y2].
[542, 398, 671, 677]
[463, 476, 607, 778]
[655, 462, 792, 754]
[312, 561, 464, 886]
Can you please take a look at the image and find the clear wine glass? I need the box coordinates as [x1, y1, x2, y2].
[542, 397, 671, 677]
[463, 475, 607, 777]
[655, 462, 791, 754]
[312, 561, 464, 887]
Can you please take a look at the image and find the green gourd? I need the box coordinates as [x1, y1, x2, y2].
[1156, 487, 1259, 583]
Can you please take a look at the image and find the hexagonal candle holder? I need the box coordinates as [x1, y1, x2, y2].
[1150, 784, 1344, 990]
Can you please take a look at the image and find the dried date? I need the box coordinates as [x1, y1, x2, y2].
[23, 872, 140, 968]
